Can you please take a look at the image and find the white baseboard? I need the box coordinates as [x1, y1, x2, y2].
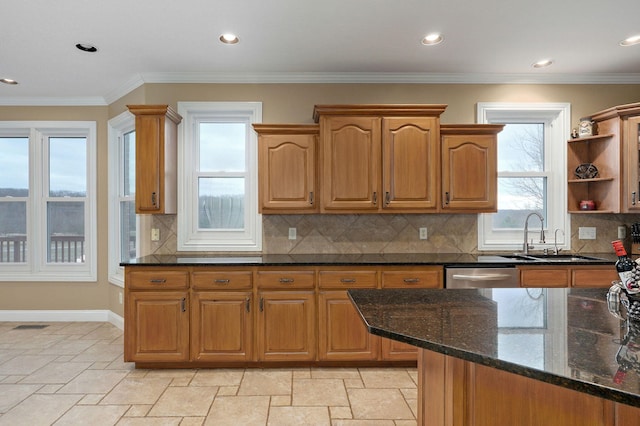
[0, 310, 124, 330]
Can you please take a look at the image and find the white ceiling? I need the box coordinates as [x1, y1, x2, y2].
[2, 0, 640, 105]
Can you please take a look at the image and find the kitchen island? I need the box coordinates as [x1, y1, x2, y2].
[348, 287, 640, 426]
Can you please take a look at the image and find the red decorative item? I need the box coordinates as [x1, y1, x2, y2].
[580, 200, 596, 210]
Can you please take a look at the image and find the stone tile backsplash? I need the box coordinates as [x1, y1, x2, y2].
[146, 213, 640, 256]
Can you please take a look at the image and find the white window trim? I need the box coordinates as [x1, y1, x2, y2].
[177, 102, 262, 252]
[0, 121, 97, 281]
[477, 103, 571, 252]
[108, 111, 138, 287]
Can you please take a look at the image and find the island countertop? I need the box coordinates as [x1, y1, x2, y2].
[347, 287, 640, 408]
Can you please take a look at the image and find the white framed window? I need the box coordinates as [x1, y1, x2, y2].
[177, 102, 262, 251]
[0, 121, 97, 281]
[108, 112, 138, 287]
[477, 103, 570, 252]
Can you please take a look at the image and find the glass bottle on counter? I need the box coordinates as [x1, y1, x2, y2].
[612, 240, 639, 293]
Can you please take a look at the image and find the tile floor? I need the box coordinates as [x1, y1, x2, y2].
[0, 322, 418, 425]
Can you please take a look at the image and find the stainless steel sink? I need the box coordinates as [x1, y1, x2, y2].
[498, 254, 607, 262]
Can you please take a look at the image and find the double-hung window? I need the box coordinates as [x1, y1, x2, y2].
[0, 122, 96, 281]
[477, 103, 570, 251]
[177, 102, 262, 251]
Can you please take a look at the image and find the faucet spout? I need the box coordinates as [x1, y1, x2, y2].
[523, 212, 545, 255]
[554, 228, 565, 255]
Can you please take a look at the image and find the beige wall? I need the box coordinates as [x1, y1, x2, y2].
[3, 82, 640, 314]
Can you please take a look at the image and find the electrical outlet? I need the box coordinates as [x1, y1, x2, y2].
[118, 291, 123, 305]
[288, 227, 297, 240]
[578, 227, 596, 240]
[419, 227, 428, 240]
[151, 228, 160, 241]
[619, 225, 627, 239]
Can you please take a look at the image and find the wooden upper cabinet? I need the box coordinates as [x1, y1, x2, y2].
[383, 117, 439, 210]
[314, 104, 446, 213]
[127, 105, 182, 214]
[440, 125, 503, 212]
[253, 124, 319, 213]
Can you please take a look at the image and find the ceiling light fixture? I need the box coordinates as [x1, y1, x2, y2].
[421, 33, 443, 46]
[75, 43, 98, 53]
[219, 33, 239, 44]
[0, 78, 18, 85]
[620, 35, 640, 46]
[532, 59, 553, 68]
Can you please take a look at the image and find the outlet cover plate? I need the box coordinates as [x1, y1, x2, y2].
[578, 227, 596, 240]
[288, 227, 297, 240]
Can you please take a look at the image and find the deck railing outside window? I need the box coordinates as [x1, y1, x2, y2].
[0, 234, 87, 263]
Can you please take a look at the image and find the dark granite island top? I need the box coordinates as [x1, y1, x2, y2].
[347, 287, 640, 410]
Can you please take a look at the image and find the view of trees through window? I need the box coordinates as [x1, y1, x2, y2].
[492, 123, 547, 230]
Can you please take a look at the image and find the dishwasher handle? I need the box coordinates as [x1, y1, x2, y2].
[451, 273, 514, 281]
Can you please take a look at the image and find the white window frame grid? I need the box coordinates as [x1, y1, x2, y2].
[108, 111, 138, 287]
[177, 102, 262, 252]
[477, 103, 571, 252]
[0, 121, 97, 281]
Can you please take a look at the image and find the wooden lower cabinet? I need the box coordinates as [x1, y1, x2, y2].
[191, 291, 252, 362]
[572, 266, 618, 287]
[519, 265, 616, 288]
[257, 291, 316, 361]
[124, 291, 189, 362]
[318, 291, 379, 361]
[418, 349, 640, 426]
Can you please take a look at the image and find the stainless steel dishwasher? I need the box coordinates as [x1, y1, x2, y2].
[445, 267, 520, 288]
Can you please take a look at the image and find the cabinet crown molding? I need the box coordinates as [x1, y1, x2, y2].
[312, 104, 448, 122]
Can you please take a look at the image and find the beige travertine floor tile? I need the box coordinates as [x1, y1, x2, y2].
[359, 368, 416, 389]
[0, 393, 82, 426]
[204, 395, 269, 426]
[332, 421, 394, 426]
[0, 376, 26, 384]
[147, 386, 217, 417]
[52, 322, 103, 335]
[406, 399, 418, 418]
[116, 418, 182, 426]
[343, 378, 364, 388]
[124, 404, 152, 417]
[292, 378, 349, 406]
[292, 369, 311, 379]
[57, 369, 129, 394]
[0, 383, 42, 413]
[400, 388, 417, 399]
[20, 361, 92, 384]
[71, 342, 123, 363]
[347, 388, 414, 420]
[216, 385, 238, 396]
[38, 339, 98, 355]
[406, 369, 418, 385]
[267, 406, 331, 425]
[101, 377, 172, 405]
[395, 420, 418, 426]
[0, 354, 57, 375]
[329, 406, 352, 419]
[78, 393, 105, 404]
[271, 395, 291, 406]
[237, 370, 291, 396]
[90, 361, 112, 369]
[53, 404, 129, 425]
[36, 384, 64, 394]
[190, 369, 243, 387]
[311, 368, 361, 379]
[180, 417, 205, 426]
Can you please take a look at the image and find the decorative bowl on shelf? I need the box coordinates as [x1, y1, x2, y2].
[575, 163, 599, 179]
[579, 200, 596, 210]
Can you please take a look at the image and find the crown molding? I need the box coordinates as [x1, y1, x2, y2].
[102, 74, 146, 105]
[0, 96, 107, 106]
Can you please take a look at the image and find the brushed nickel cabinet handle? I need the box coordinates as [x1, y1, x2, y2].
[151, 192, 157, 207]
[373, 192, 378, 205]
[214, 279, 230, 284]
[633, 191, 637, 206]
[445, 192, 450, 205]
[403, 278, 420, 284]
[279, 278, 294, 283]
[181, 298, 186, 312]
[259, 297, 264, 312]
[246, 297, 251, 313]
[310, 191, 314, 205]
[385, 192, 390, 205]
[340, 278, 356, 283]
[149, 278, 167, 284]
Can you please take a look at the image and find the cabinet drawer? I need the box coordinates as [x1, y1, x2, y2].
[318, 270, 378, 289]
[256, 270, 315, 289]
[381, 268, 442, 288]
[520, 268, 569, 288]
[191, 271, 253, 290]
[572, 267, 618, 288]
[127, 269, 189, 290]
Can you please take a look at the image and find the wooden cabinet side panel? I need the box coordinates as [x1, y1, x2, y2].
[321, 116, 381, 211]
[624, 116, 640, 212]
[382, 117, 438, 210]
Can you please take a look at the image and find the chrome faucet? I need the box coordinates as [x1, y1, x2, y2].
[522, 212, 545, 255]
[554, 229, 565, 255]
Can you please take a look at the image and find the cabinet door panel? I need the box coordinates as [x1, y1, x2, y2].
[125, 291, 189, 362]
[442, 134, 497, 211]
[258, 132, 317, 212]
[318, 291, 379, 361]
[191, 292, 252, 362]
[258, 292, 316, 361]
[383, 117, 438, 210]
[321, 116, 381, 211]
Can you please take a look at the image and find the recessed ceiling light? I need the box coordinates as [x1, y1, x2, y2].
[421, 33, 443, 45]
[620, 35, 640, 46]
[532, 59, 553, 68]
[219, 33, 239, 44]
[75, 43, 98, 53]
[0, 78, 18, 85]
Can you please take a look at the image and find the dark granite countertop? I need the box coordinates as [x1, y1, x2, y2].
[347, 287, 640, 408]
[120, 252, 616, 267]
